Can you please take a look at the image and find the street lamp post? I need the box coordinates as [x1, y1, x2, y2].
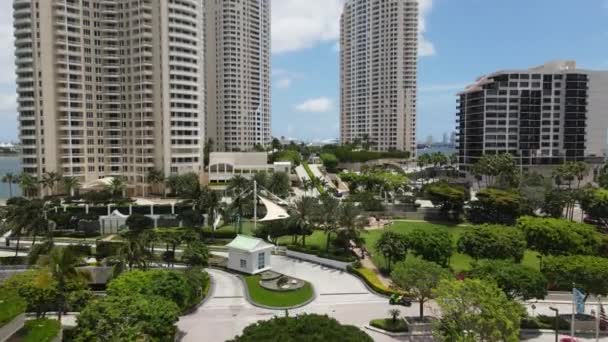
[550, 306, 559, 342]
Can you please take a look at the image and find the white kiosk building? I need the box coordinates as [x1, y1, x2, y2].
[226, 235, 274, 275]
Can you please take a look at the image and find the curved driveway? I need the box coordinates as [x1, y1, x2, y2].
[177, 255, 407, 342]
[271, 255, 383, 305]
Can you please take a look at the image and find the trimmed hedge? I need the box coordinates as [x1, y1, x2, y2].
[52, 230, 100, 239]
[370, 318, 408, 333]
[347, 266, 410, 297]
[0, 256, 28, 265]
[287, 244, 357, 262]
[201, 228, 237, 240]
[521, 315, 570, 330]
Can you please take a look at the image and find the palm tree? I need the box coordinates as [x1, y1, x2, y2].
[227, 175, 250, 196]
[302, 179, 315, 196]
[316, 193, 340, 251]
[146, 169, 165, 196]
[41, 172, 61, 197]
[62, 177, 80, 197]
[115, 237, 150, 272]
[18, 173, 39, 198]
[195, 186, 221, 228]
[47, 247, 84, 323]
[292, 196, 317, 247]
[165, 174, 180, 196]
[2, 198, 48, 256]
[2, 173, 17, 198]
[338, 201, 366, 257]
[107, 177, 126, 198]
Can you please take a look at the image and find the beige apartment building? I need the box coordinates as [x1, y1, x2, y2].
[340, 0, 418, 153]
[13, 0, 205, 195]
[204, 0, 271, 152]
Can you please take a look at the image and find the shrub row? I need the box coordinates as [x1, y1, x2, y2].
[520, 315, 570, 330]
[287, 244, 357, 262]
[52, 230, 100, 239]
[347, 266, 408, 297]
[200, 228, 237, 240]
[0, 256, 28, 265]
[369, 318, 409, 333]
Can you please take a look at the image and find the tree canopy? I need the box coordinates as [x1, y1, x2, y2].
[517, 216, 600, 256]
[580, 187, 608, 228]
[433, 278, 525, 342]
[424, 181, 467, 220]
[457, 225, 526, 262]
[374, 231, 408, 272]
[391, 258, 450, 318]
[106, 269, 208, 312]
[543, 255, 608, 298]
[228, 314, 373, 342]
[73, 294, 180, 342]
[469, 260, 547, 300]
[406, 228, 453, 267]
[467, 188, 522, 225]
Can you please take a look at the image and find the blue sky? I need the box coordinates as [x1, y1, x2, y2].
[271, 0, 608, 143]
[0, 0, 606, 143]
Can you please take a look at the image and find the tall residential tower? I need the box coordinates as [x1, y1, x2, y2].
[13, 0, 205, 194]
[456, 61, 608, 169]
[340, 0, 418, 153]
[204, 0, 271, 152]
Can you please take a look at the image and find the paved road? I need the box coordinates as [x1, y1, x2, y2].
[177, 256, 423, 341]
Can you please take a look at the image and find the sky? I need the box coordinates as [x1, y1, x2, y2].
[0, 0, 607, 143]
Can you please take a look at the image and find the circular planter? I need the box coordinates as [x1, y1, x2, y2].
[259, 274, 306, 292]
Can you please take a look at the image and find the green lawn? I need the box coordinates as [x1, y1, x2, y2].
[244, 275, 314, 308]
[0, 290, 26, 327]
[363, 221, 540, 273]
[11, 319, 61, 342]
[276, 230, 329, 248]
[219, 220, 256, 236]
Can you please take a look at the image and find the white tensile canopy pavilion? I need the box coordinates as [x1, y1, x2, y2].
[81, 177, 116, 191]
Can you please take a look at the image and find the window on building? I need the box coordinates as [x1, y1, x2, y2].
[258, 252, 265, 269]
[240, 259, 246, 269]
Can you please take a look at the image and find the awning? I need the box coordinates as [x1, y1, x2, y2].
[258, 195, 290, 222]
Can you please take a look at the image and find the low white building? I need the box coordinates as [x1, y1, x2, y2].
[226, 235, 274, 275]
[208, 152, 291, 184]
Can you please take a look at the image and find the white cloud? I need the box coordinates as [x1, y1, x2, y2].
[295, 97, 334, 113]
[272, 0, 344, 54]
[276, 78, 292, 89]
[272, 0, 436, 57]
[418, 0, 436, 57]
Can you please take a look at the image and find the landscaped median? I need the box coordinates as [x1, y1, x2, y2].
[370, 318, 409, 333]
[9, 319, 61, 342]
[348, 266, 408, 297]
[243, 273, 315, 309]
[302, 162, 325, 194]
[0, 290, 27, 341]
